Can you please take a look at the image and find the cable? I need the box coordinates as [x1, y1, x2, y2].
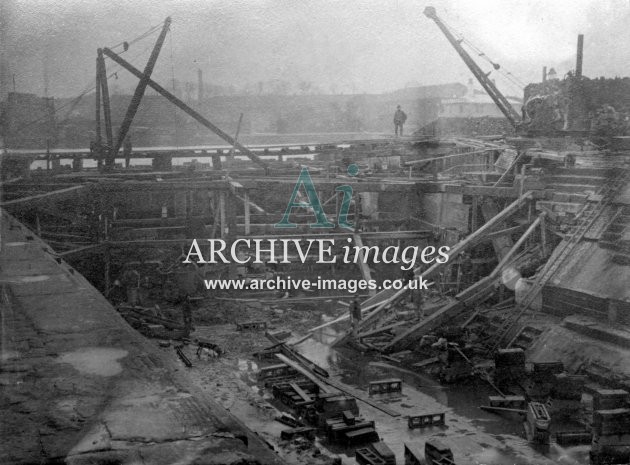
[108, 22, 164, 53]
[9, 40, 157, 139]
[441, 16, 525, 92]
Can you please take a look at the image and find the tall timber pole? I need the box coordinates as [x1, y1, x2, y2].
[111, 17, 172, 161]
[101, 48, 270, 172]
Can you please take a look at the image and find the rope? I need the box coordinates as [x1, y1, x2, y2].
[9, 39, 159, 141]
[441, 16, 525, 91]
[108, 22, 165, 53]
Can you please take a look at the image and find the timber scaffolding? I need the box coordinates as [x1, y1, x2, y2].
[3, 14, 630, 363]
[4, 143, 630, 315]
[330, 158, 630, 355]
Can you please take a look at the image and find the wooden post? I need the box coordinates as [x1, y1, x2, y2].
[471, 196, 479, 232]
[101, 48, 269, 171]
[490, 213, 544, 277]
[227, 112, 244, 171]
[360, 191, 534, 338]
[103, 216, 110, 292]
[46, 140, 50, 171]
[540, 214, 547, 256]
[103, 244, 111, 293]
[95, 56, 102, 170]
[112, 17, 171, 157]
[244, 191, 251, 235]
[219, 191, 226, 238]
[97, 49, 114, 170]
[437, 193, 444, 225]
[35, 214, 41, 237]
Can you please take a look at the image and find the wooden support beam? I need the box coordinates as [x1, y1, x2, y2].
[219, 191, 226, 239]
[0, 185, 87, 206]
[403, 147, 499, 165]
[101, 47, 269, 171]
[383, 275, 498, 352]
[321, 375, 401, 417]
[480, 406, 527, 414]
[97, 50, 113, 165]
[489, 214, 544, 278]
[227, 112, 244, 170]
[357, 320, 408, 338]
[244, 191, 251, 235]
[276, 352, 401, 417]
[540, 214, 547, 256]
[95, 55, 102, 169]
[234, 193, 265, 214]
[484, 224, 526, 240]
[92, 180, 232, 192]
[481, 198, 514, 260]
[274, 354, 331, 393]
[113, 17, 171, 157]
[57, 244, 105, 258]
[471, 196, 479, 232]
[358, 191, 533, 332]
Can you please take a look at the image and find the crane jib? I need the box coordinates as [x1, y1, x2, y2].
[423, 6, 522, 128]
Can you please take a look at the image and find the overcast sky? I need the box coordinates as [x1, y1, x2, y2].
[1, 0, 629, 98]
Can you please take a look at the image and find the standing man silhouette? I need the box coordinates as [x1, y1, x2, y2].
[394, 105, 407, 136]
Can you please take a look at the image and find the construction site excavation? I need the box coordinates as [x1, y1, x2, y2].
[3, 2, 630, 464]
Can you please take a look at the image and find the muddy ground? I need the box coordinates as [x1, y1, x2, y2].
[145, 296, 594, 465]
[164, 297, 344, 464]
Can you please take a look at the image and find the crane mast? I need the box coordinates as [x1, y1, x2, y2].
[423, 6, 522, 128]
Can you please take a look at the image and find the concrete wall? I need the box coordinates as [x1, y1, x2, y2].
[420, 192, 469, 232]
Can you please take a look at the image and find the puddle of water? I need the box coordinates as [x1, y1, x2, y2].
[57, 347, 128, 377]
[293, 330, 591, 464]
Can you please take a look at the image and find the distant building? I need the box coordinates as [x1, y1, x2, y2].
[6, 81, 518, 149]
[439, 79, 522, 118]
[0, 92, 57, 149]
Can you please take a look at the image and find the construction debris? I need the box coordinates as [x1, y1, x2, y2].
[4, 5, 630, 465]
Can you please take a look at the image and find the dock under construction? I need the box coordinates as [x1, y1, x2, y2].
[2, 6, 630, 465]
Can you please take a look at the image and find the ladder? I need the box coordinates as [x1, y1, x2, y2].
[489, 168, 630, 353]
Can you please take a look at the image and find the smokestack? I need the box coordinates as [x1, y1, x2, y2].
[197, 69, 203, 103]
[576, 34, 584, 78]
[43, 49, 50, 98]
[542, 66, 547, 83]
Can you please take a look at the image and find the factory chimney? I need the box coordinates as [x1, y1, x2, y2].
[575, 34, 584, 78]
[542, 66, 547, 83]
[197, 69, 204, 103]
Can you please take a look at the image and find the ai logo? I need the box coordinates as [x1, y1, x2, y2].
[275, 164, 359, 230]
